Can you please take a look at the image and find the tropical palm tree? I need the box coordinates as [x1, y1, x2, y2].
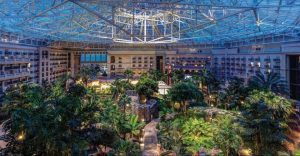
[111, 79, 134, 100]
[248, 71, 288, 95]
[118, 94, 132, 112]
[77, 66, 98, 86]
[201, 70, 220, 95]
[124, 69, 134, 81]
[238, 100, 290, 155]
[246, 90, 294, 120]
[220, 77, 249, 110]
[168, 82, 203, 114]
[0, 80, 107, 155]
[213, 115, 242, 156]
[148, 69, 167, 82]
[114, 139, 141, 156]
[157, 119, 185, 155]
[171, 69, 185, 84]
[135, 77, 158, 103]
[124, 115, 145, 138]
[239, 90, 293, 155]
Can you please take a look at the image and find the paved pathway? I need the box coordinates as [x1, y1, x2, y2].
[142, 119, 159, 156]
[0, 124, 7, 149]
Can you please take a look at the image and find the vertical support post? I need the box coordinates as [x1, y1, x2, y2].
[144, 12, 147, 42]
[112, 6, 115, 39]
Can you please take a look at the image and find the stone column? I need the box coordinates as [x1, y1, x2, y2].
[70, 52, 75, 77]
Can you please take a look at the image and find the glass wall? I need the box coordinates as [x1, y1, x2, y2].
[80, 53, 107, 63]
[289, 55, 300, 100]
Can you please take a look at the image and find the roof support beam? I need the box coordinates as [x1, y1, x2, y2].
[17, 0, 69, 26]
[166, 8, 253, 38]
[78, 0, 300, 9]
[68, 0, 133, 37]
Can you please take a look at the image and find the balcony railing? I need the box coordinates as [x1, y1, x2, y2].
[0, 57, 30, 64]
[0, 71, 30, 81]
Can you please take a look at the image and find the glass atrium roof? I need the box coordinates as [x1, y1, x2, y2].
[0, 0, 300, 44]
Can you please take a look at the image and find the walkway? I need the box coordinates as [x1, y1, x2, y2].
[142, 119, 159, 156]
[0, 124, 7, 149]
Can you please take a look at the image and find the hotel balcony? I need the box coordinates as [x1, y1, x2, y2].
[0, 56, 30, 64]
[0, 71, 30, 81]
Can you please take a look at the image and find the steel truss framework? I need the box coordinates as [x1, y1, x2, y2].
[0, 0, 300, 44]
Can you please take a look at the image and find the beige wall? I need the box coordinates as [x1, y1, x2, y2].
[39, 48, 70, 83]
[107, 50, 163, 76]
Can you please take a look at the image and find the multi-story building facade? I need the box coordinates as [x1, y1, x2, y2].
[211, 44, 286, 82]
[0, 40, 299, 101]
[0, 44, 72, 92]
[106, 49, 212, 77]
[39, 48, 71, 83]
[107, 50, 162, 76]
[165, 49, 211, 73]
[0, 42, 39, 91]
[211, 42, 300, 100]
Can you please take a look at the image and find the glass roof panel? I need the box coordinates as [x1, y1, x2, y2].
[0, 0, 299, 44]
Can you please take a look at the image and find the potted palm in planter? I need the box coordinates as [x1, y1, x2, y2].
[135, 77, 158, 104]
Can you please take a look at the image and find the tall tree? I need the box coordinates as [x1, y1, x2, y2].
[171, 69, 185, 84]
[201, 70, 220, 95]
[77, 66, 98, 86]
[182, 117, 215, 153]
[168, 82, 203, 114]
[220, 77, 249, 110]
[135, 77, 158, 100]
[248, 71, 288, 95]
[124, 69, 134, 81]
[111, 79, 134, 100]
[246, 90, 294, 120]
[1, 81, 102, 155]
[213, 115, 242, 156]
[239, 90, 293, 155]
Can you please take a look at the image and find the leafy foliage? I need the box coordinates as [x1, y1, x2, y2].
[148, 69, 168, 82]
[213, 115, 242, 156]
[239, 93, 292, 155]
[135, 77, 158, 99]
[168, 82, 203, 113]
[201, 70, 220, 95]
[171, 69, 185, 84]
[77, 66, 99, 85]
[182, 118, 215, 153]
[1, 81, 100, 155]
[219, 77, 249, 110]
[248, 71, 288, 95]
[0, 78, 144, 155]
[124, 115, 145, 137]
[158, 114, 215, 155]
[245, 90, 294, 120]
[111, 79, 134, 100]
[124, 69, 134, 80]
